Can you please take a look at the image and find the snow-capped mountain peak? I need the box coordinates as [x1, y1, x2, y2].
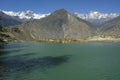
[74, 11, 119, 20]
[2, 10, 119, 20]
[2, 10, 50, 20]
[1, 10, 120, 27]
[74, 11, 120, 27]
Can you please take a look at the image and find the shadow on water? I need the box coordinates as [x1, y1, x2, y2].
[0, 44, 24, 80]
[0, 43, 27, 56]
[1, 54, 71, 80]
[0, 44, 72, 80]
[0, 44, 22, 57]
[0, 43, 24, 49]
[0, 44, 8, 80]
[0, 60, 7, 80]
[0, 44, 5, 49]
[2, 43, 27, 49]
[3, 55, 71, 72]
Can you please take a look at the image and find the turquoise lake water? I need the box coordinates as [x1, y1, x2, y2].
[0, 42, 120, 80]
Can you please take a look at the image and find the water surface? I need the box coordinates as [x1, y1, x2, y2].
[0, 42, 120, 80]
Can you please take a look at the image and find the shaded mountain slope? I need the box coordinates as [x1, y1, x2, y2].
[100, 16, 120, 37]
[0, 11, 22, 27]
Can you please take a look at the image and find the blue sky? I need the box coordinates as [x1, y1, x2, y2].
[0, 0, 120, 13]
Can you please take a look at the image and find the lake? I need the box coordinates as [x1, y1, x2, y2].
[0, 42, 120, 80]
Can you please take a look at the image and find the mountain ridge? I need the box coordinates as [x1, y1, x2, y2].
[0, 11, 22, 27]
[1, 10, 119, 25]
[3, 9, 94, 42]
[0, 9, 120, 43]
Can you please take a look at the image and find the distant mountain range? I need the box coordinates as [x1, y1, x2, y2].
[1, 10, 119, 27]
[75, 12, 119, 27]
[0, 10, 50, 27]
[2, 10, 119, 20]
[2, 10, 50, 20]
[0, 9, 120, 42]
